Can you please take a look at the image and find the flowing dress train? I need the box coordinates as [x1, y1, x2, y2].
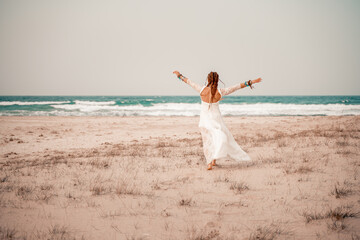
[198, 87, 251, 164]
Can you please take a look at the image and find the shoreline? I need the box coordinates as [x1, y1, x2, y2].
[1, 95, 359, 118]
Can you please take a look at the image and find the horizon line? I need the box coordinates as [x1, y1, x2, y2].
[0, 94, 359, 97]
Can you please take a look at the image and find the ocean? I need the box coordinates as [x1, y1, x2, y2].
[0, 95, 359, 117]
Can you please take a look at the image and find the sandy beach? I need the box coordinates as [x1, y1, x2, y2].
[0, 116, 359, 239]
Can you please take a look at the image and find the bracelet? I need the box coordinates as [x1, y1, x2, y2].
[178, 74, 185, 82]
[244, 80, 253, 88]
[248, 80, 253, 89]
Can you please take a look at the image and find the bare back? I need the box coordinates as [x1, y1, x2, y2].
[200, 87, 222, 103]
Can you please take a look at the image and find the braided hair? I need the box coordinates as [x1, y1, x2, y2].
[206, 72, 219, 104]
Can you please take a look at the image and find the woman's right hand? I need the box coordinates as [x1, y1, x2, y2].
[173, 71, 181, 78]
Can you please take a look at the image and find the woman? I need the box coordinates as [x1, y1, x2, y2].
[173, 71, 262, 170]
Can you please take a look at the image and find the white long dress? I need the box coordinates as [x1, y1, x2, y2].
[185, 79, 252, 164]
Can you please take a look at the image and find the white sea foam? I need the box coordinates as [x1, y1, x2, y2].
[0, 101, 71, 106]
[50, 103, 200, 115]
[73, 100, 116, 105]
[2, 103, 360, 116]
[219, 103, 360, 116]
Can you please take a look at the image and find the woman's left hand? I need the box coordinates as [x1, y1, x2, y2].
[173, 71, 181, 78]
[252, 77, 262, 84]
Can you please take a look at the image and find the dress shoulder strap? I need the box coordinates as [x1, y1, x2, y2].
[217, 87, 222, 97]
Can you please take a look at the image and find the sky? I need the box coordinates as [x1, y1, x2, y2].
[0, 0, 359, 96]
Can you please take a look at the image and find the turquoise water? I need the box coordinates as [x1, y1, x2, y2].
[0, 95, 359, 116]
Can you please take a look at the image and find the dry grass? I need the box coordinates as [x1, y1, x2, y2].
[115, 180, 140, 196]
[327, 205, 359, 220]
[294, 165, 313, 174]
[230, 181, 249, 194]
[90, 184, 109, 195]
[0, 225, 83, 240]
[249, 222, 289, 240]
[47, 225, 74, 240]
[179, 198, 192, 206]
[336, 138, 349, 147]
[155, 141, 179, 148]
[88, 158, 110, 169]
[336, 150, 353, 155]
[302, 205, 359, 223]
[257, 155, 282, 165]
[16, 185, 34, 200]
[253, 133, 273, 143]
[35, 191, 55, 203]
[283, 164, 313, 175]
[99, 209, 123, 218]
[187, 229, 220, 240]
[330, 181, 353, 198]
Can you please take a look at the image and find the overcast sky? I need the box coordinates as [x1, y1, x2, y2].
[0, 0, 359, 96]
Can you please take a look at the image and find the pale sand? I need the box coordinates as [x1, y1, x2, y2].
[0, 116, 359, 240]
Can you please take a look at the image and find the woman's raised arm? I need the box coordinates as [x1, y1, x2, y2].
[173, 71, 202, 93]
[220, 78, 262, 96]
